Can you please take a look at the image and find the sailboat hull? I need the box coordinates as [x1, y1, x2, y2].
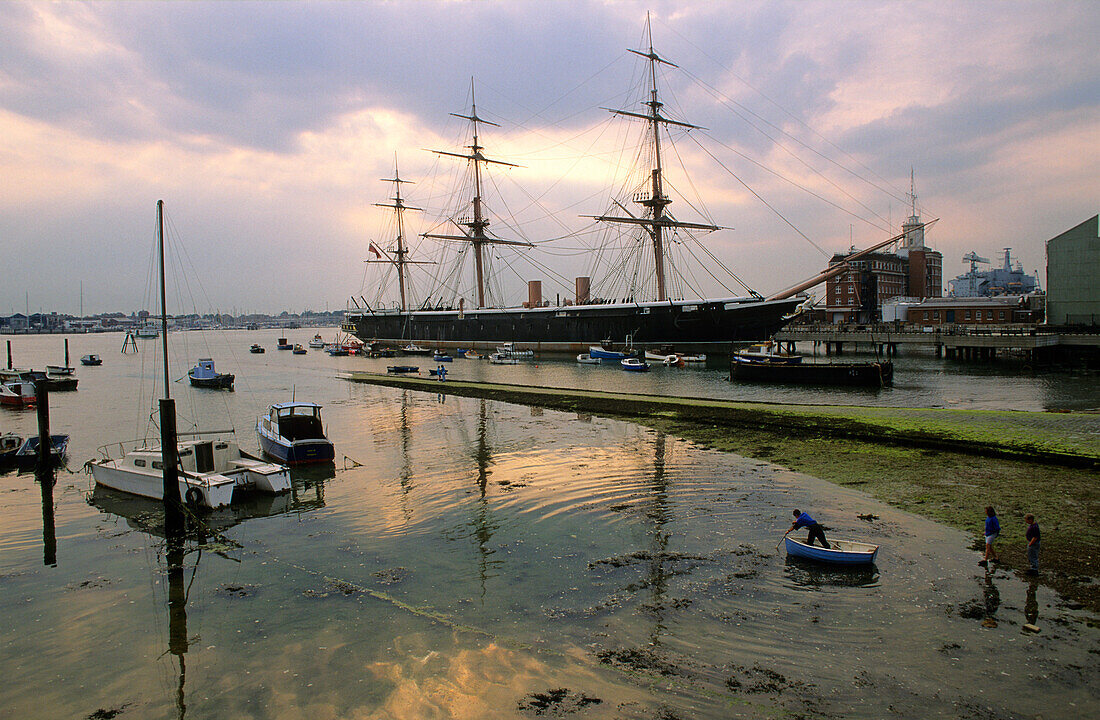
[345, 296, 801, 353]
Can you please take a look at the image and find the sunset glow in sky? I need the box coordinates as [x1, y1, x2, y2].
[1, 1, 1096, 315]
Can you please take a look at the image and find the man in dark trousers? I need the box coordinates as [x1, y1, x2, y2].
[786, 509, 830, 548]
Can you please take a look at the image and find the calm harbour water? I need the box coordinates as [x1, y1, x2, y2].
[1, 330, 1097, 719]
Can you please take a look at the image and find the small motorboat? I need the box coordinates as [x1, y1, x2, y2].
[80, 354, 103, 366]
[387, 365, 420, 374]
[784, 536, 879, 565]
[292, 344, 308, 355]
[643, 350, 676, 363]
[576, 353, 601, 365]
[308, 334, 325, 349]
[432, 353, 453, 362]
[0, 381, 36, 407]
[679, 354, 707, 363]
[46, 365, 75, 376]
[257, 402, 334, 465]
[496, 342, 534, 358]
[402, 344, 432, 356]
[488, 353, 520, 365]
[464, 350, 484, 359]
[620, 358, 650, 372]
[249, 344, 265, 354]
[0, 433, 23, 468]
[188, 359, 235, 389]
[14, 434, 69, 471]
[276, 337, 293, 350]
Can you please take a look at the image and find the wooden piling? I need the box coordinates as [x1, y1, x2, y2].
[35, 382, 50, 471]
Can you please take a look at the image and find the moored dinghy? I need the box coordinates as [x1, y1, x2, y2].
[620, 358, 650, 372]
[784, 536, 879, 565]
[188, 358, 235, 389]
[576, 353, 601, 365]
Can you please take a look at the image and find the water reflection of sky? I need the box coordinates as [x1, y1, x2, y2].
[2, 381, 1097, 719]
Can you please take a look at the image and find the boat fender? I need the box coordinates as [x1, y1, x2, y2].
[185, 487, 203, 506]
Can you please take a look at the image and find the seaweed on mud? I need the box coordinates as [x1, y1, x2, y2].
[517, 688, 602, 716]
[214, 584, 257, 598]
[595, 647, 679, 676]
[954, 599, 986, 619]
[588, 550, 707, 570]
[370, 567, 408, 585]
[86, 705, 130, 719]
[725, 664, 806, 695]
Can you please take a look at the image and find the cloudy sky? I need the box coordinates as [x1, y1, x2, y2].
[1, 0, 1096, 316]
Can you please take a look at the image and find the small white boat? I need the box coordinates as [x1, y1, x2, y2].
[678, 353, 707, 363]
[403, 344, 432, 355]
[464, 350, 485, 359]
[135, 323, 159, 338]
[46, 365, 75, 376]
[0, 381, 36, 407]
[80, 354, 103, 366]
[91, 437, 291, 508]
[576, 353, 601, 365]
[488, 353, 520, 365]
[784, 536, 879, 565]
[620, 358, 650, 372]
[643, 350, 677, 363]
[307, 334, 325, 349]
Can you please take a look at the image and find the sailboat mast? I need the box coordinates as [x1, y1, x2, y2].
[157, 199, 170, 398]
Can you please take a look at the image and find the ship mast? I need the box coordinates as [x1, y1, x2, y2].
[423, 81, 532, 309]
[590, 17, 720, 302]
[368, 155, 432, 312]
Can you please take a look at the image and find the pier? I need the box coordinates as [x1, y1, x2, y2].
[341, 371, 1099, 468]
[773, 324, 1098, 362]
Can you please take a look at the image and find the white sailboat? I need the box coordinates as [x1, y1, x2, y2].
[90, 201, 290, 508]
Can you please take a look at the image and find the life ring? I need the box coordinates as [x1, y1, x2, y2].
[184, 487, 203, 506]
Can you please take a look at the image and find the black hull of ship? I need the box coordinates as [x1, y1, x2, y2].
[344, 297, 802, 354]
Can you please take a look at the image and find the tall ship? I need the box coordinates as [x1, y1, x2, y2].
[344, 25, 922, 354]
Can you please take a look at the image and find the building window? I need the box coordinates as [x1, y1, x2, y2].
[924, 311, 930, 320]
[934, 311, 940, 319]
[999, 311, 1006, 320]
[965, 310, 971, 320]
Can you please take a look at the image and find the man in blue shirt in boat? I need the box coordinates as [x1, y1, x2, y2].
[785, 509, 830, 548]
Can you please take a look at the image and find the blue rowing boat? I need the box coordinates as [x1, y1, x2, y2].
[784, 536, 879, 565]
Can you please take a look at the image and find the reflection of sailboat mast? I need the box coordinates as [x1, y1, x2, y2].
[470, 399, 498, 601]
[397, 390, 414, 524]
[644, 430, 671, 646]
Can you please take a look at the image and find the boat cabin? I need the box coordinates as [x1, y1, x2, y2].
[268, 403, 326, 442]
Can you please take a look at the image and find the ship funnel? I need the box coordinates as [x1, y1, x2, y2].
[575, 276, 591, 304]
[527, 280, 543, 308]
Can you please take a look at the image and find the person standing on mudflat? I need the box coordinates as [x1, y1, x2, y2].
[1025, 514, 1040, 575]
[786, 509, 830, 548]
[979, 505, 1000, 567]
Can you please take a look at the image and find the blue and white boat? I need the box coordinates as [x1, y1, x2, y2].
[257, 402, 334, 465]
[589, 345, 635, 360]
[620, 358, 650, 372]
[784, 536, 879, 565]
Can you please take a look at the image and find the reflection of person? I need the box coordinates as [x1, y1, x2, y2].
[1025, 578, 1039, 626]
[1025, 514, 1040, 575]
[786, 509, 830, 548]
[979, 506, 1000, 567]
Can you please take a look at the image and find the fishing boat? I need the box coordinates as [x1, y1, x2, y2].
[91, 201, 290, 509]
[488, 353, 519, 365]
[257, 402, 334, 465]
[0, 381, 36, 407]
[576, 353, 600, 365]
[735, 341, 803, 365]
[308, 334, 325, 349]
[188, 359, 235, 389]
[730, 358, 894, 387]
[386, 365, 419, 374]
[135, 323, 159, 339]
[292, 344, 308, 355]
[14, 434, 69, 472]
[276, 337, 292, 350]
[80, 354, 103, 366]
[784, 536, 879, 565]
[620, 358, 650, 372]
[249, 343, 265, 354]
[324, 344, 349, 356]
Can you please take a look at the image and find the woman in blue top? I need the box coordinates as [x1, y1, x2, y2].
[979, 505, 1000, 567]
